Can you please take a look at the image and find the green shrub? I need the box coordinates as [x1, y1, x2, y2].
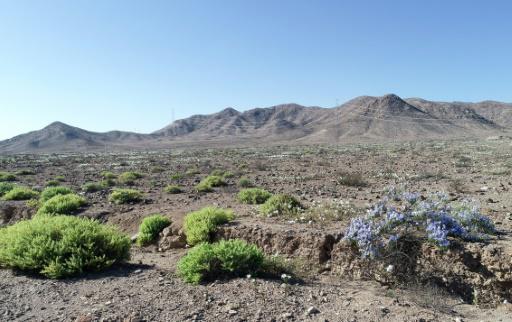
[164, 184, 182, 194]
[3, 187, 39, 200]
[40, 186, 73, 203]
[101, 171, 117, 179]
[196, 175, 226, 193]
[100, 178, 116, 187]
[82, 182, 104, 192]
[45, 180, 60, 187]
[136, 215, 171, 246]
[260, 194, 302, 217]
[210, 169, 233, 178]
[0, 182, 15, 197]
[238, 177, 253, 188]
[54, 175, 66, 182]
[237, 188, 272, 204]
[183, 207, 234, 245]
[119, 171, 143, 185]
[170, 173, 183, 180]
[177, 239, 264, 284]
[36, 194, 87, 216]
[0, 172, 16, 182]
[185, 167, 200, 176]
[16, 169, 35, 175]
[0, 215, 130, 278]
[109, 188, 143, 204]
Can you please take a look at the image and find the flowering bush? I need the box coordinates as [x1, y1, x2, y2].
[344, 189, 496, 258]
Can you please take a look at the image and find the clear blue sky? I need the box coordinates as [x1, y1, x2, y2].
[1, 0, 511, 139]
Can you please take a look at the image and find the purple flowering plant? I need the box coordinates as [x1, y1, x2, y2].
[344, 188, 496, 258]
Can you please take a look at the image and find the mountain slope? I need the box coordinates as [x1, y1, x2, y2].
[0, 122, 151, 154]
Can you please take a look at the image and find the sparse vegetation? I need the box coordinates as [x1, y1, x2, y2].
[16, 169, 35, 175]
[2, 187, 39, 200]
[183, 207, 234, 245]
[237, 188, 272, 204]
[164, 184, 183, 194]
[260, 194, 302, 217]
[337, 171, 368, 187]
[177, 239, 264, 284]
[137, 214, 171, 246]
[0, 215, 130, 278]
[36, 194, 87, 216]
[109, 188, 144, 204]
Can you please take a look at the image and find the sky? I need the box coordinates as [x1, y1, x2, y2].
[1, 0, 511, 139]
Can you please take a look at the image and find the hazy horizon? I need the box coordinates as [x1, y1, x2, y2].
[2, 0, 512, 140]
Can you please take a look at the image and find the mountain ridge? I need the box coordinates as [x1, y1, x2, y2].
[1, 94, 510, 154]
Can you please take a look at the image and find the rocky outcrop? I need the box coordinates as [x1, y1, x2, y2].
[0, 201, 34, 226]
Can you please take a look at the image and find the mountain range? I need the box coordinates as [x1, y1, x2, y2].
[1, 94, 511, 154]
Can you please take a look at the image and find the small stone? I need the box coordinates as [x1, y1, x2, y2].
[306, 306, 320, 315]
[454, 318, 464, 322]
[281, 312, 293, 319]
[228, 309, 237, 315]
[134, 269, 142, 274]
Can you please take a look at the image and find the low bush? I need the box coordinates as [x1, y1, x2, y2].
[164, 184, 182, 194]
[54, 175, 66, 182]
[238, 177, 253, 188]
[260, 194, 302, 217]
[137, 214, 171, 246]
[37, 194, 87, 216]
[2, 187, 39, 201]
[16, 169, 35, 176]
[183, 207, 234, 245]
[40, 186, 73, 203]
[237, 188, 272, 204]
[82, 182, 104, 192]
[177, 239, 264, 284]
[119, 171, 143, 185]
[0, 172, 16, 182]
[0, 182, 15, 197]
[101, 171, 117, 179]
[337, 171, 367, 187]
[196, 175, 226, 192]
[0, 215, 130, 278]
[109, 188, 143, 204]
[170, 173, 183, 180]
[100, 178, 116, 187]
[45, 180, 60, 187]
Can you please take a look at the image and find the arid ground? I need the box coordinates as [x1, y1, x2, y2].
[1, 137, 512, 322]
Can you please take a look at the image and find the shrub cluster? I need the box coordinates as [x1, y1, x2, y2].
[37, 194, 87, 216]
[0, 172, 16, 182]
[164, 185, 182, 194]
[183, 207, 234, 245]
[177, 239, 264, 284]
[344, 189, 497, 258]
[82, 182, 105, 192]
[137, 215, 171, 246]
[196, 175, 226, 193]
[109, 188, 144, 204]
[2, 187, 39, 201]
[259, 194, 302, 217]
[0, 182, 15, 197]
[237, 188, 272, 204]
[119, 171, 143, 185]
[238, 177, 253, 188]
[0, 215, 130, 278]
[40, 186, 73, 203]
